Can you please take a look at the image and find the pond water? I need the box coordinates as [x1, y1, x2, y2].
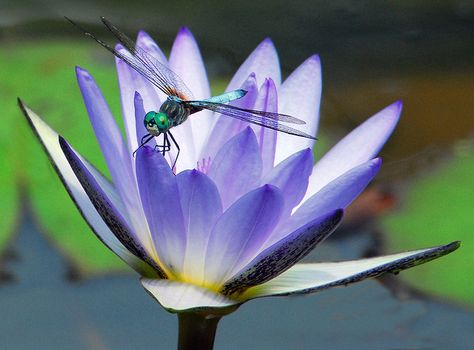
[1, 209, 472, 349]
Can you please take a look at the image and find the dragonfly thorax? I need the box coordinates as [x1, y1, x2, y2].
[159, 97, 192, 127]
[144, 111, 170, 136]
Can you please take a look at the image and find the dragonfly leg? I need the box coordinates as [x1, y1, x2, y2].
[140, 133, 151, 144]
[168, 131, 180, 170]
[154, 133, 171, 155]
[152, 132, 178, 170]
[163, 133, 170, 156]
[133, 134, 154, 157]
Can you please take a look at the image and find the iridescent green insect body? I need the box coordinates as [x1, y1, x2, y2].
[142, 91, 247, 161]
[67, 17, 317, 167]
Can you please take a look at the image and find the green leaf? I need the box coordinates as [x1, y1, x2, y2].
[382, 143, 474, 305]
[0, 42, 127, 274]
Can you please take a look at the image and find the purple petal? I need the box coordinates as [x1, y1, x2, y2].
[253, 78, 279, 174]
[19, 101, 155, 276]
[242, 241, 460, 299]
[270, 158, 381, 246]
[275, 55, 321, 164]
[167, 27, 214, 170]
[227, 38, 281, 91]
[204, 184, 284, 287]
[115, 33, 166, 152]
[169, 27, 211, 101]
[134, 91, 156, 149]
[59, 136, 166, 278]
[303, 101, 402, 202]
[176, 170, 223, 284]
[76, 67, 151, 246]
[137, 30, 167, 63]
[261, 148, 314, 217]
[116, 53, 159, 153]
[221, 209, 343, 295]
[134, 30, 168, 106]
[207, 127, 263, 209]
[136, 146, 186, 275]
[201, 74, 259, 162]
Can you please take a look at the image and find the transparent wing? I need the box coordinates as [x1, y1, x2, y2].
[188, 100, 306, 124]
[187, 101, 316, 140]
[66, 17, 193, 99]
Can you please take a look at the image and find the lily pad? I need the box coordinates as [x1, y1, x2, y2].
[382, 143, 474, 305]
[0, 41, 127, 274]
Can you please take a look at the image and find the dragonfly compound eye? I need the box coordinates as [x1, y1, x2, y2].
[155, 112, 170, 131]
[144, 111, 162, 135]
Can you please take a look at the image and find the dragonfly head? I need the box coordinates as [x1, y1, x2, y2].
[144, 111, 170, 136]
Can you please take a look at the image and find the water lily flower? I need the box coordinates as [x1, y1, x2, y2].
[19, 26, 459, 349]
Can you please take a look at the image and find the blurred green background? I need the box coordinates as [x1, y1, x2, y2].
[0, 0, 473, 312]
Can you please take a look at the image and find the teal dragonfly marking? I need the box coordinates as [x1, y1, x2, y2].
[66, 17, 316, 166]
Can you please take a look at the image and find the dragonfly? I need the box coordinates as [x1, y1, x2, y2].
[66, 17, 316, 166]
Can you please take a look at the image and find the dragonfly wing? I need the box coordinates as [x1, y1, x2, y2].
[66, 17, 193, 99]
[187, 101, 316, 140]
[100, 17, 194, 100]
[188, 100, 306, 124]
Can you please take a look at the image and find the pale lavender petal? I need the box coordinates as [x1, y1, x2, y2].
[221, 209, 343, 295]
[269, 158, 381, 246]
[136, 31, 168, 102]
[169, 27, 210, 100]
[135, 30, 168, 107]
[207, 127, 262, 209]
[116, 54, 157, 153]
[253, 78, 278, 174]
[76, 67, 153, 249]
[19, 101, 154, 276]
[261, 148, 313, 217]
[59, 136, 166, 278]
[176, 170, 223, 284]
[275, 55, 321, 164]
[134, 91, 156, 149]
[116, 31, 167, 153]
[201, 74, 259, 162]
[137, 30, 167, 63]
[227, 38, 281, 91]
[141, 279, 239, 312]
[242, 242, 460, 299]
[167, 27, 214, 170]
[204, 185, 284, 287]
[302, 101, 402, 204]
[136, 146, 186, 275]
[115, 45, 164, 152]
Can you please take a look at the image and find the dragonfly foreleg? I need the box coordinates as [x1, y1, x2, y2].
[133, 134, 154, 157]
[140, 133, 152, 144]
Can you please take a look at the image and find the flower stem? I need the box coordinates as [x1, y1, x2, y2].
[177, 313, 221, 350]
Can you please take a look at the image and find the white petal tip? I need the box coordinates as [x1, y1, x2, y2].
[141, 279, 240, 314]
